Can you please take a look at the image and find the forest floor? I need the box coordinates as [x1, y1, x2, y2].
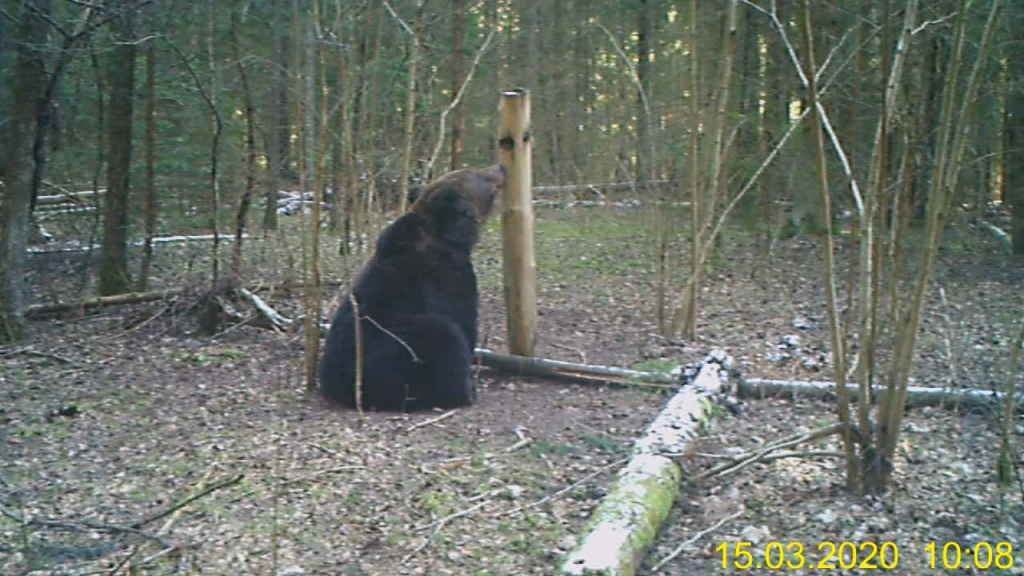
[2, 204, 1023, 575]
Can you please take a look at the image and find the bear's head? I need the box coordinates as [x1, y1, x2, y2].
[410, 165, 505, 251]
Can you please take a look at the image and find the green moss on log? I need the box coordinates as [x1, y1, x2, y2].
[560, 454, 682, 576]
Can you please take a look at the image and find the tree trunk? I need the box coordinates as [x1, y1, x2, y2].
[571, 0, 591, 178]
[305, 5, 325, 391]
[449, 0, 465, 170]
[263, 0, 288, 231]
[98, 7, 137, 296]
[877, 0, 1004, 490]
[398, 0, 428, 210]
[798, 0, 859, 493]
[362, 2, 383, 229]
[675, 0, 702, 340]
[759, 7, 787, 250]
[231, 2, 257, 282]
[674, 0, 737, 339]
[137, 40, 157, 291]
[635, 0, 653, 184]
[1007, 3, 1024, 255]
[0, 0, 50, 342]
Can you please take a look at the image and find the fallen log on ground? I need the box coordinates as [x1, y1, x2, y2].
[36, 206, 99, 217]
[740, 377, 1021, 412]
[560, 357, 727, 576]
[25, 289, 185, 318]
[238, 288, 294, 331]
[29, 284, 1009, 415]
[473, 349, 676, 389]
[28, 234, 248, 255]
[34, 190, 104, 206]
[532, 181, 669, 197]
[979, 220, 1011, 250]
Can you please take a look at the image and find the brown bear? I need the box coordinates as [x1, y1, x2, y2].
[319, 165, 505, 410]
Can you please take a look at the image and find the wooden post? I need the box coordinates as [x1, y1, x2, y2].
[498, 89, 537, 356]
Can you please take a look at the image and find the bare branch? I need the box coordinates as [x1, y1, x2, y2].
[381, 0, 416, 36]
[911, 11, 958, 35]
[650, 510, 744, 571]
[424, 27, 497, 176]
[361, 314, 421, 363]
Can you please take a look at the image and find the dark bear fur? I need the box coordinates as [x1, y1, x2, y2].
[319, 165, 505, 411]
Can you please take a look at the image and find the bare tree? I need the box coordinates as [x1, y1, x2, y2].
[797, 0, 859, 491]
[98, 4, 138, 295]
[0, 0, 51, 342]
[263, 0, 288, 232]
[1007, 1, 1024, 255]
[230, 1, 257, 282]
[450, 0, 466, 170]
[673, 0, 739, 339]
[876, 0, 1005, 490]
[137, 39, 157, 291]
[387, 0, 428, 209]
[635, 0, 654, 184]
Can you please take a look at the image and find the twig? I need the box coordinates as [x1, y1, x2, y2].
[311, 443, 340, 456]
[402, 500, 490, 564]
[911, 11, 958, 35]
[495, 458, 627, 518]
[699, 423, 848, 480]
[0, 347, 77, 364]
[546, 340, 587, 364]
[414, 500, 489, 532]
[277, 466, 367, 488]
[133, 474, 243, 529]
[0, 506, 177, 549]
[936, 287, 964, 410]
[106, 545, 141, 575]
[381, 0, 415, 36]
[349, 294, 365, 418]
[424, 27, 496, 176]
[696, 450, 842, 462]
[650, 510, 744, 572]
[138, 544, 180, 567]
[362, 314, 421, 363]
[158, 466, 216, 536]
[405, 409, 457, 433]
[503, 425, 531, 453]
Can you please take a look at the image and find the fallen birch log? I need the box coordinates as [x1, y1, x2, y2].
[560, 357, 727, 576]
[475, 352, 1019, 412]
[238, 288, 294, 331]
[34, 189, 104, 206]
[740, 377, 1021, 412]
[35, 206, 99, 218]
[979, 220, 1011, 250]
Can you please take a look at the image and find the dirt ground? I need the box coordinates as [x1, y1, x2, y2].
[2, 206, 1022, 575]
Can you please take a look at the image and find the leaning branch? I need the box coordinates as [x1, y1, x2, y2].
[424, 27, 496, 177]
